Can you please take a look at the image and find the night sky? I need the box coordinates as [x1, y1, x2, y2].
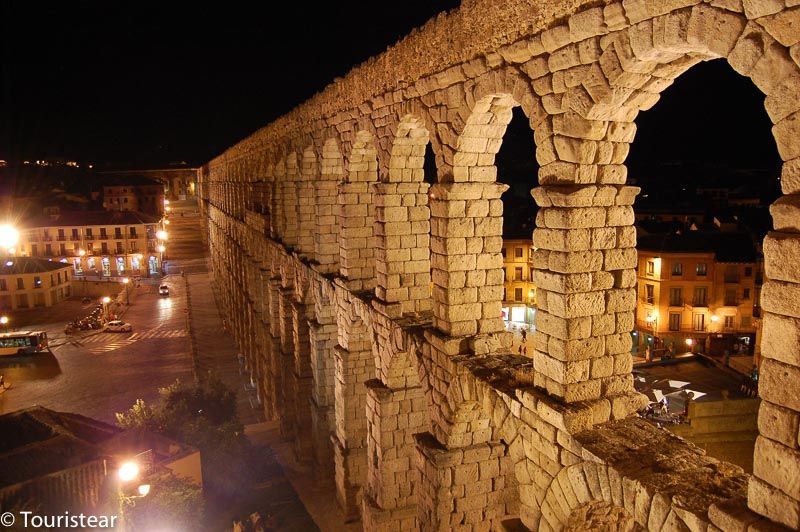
[1, 1, 782, 182]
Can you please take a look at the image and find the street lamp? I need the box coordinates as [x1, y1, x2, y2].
[102, 296, 111, 322]
[158, 245, 166, 274]
[645, 312, 659, 348]
[156, 230, 168, 241]
[0, 316, 8, 332]
[122, 277, 130, 305]
[118, 461, 140, 482]
[0, 224, 19, 254]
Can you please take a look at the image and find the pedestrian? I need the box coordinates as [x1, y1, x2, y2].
[250, 512, 265, 532]
[232, 516, 245, 532]
[518, 345, 522, 355]
[521, 329, 527, 342]
[523, 346, 527, 355]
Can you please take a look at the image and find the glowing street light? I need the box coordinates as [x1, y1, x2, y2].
[78, 249, 87, 256]
[137, 484, 151, 497]
[102, 296, 112, 322]
[0, 224, 19, 251]
[0, 316, 8, 331]
[156, 230, 168, 241]
[122, 277, 130, 305]
[118, 461, 139, 482]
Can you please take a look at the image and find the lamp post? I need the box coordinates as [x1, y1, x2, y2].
[102, 296, 111, 323]
[645, 312, 658, 349]
[0, 316, 9, 332]
[122, 277, 130, 305]
[158, 245, 166, 275]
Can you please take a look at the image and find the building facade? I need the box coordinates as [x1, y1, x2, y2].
[15, 211, 163, 278]
[0, 257, 73, 311]
[501, 238, 537, 325]
[101, 168, 198, 201]
[102, 177, 165, 216]
[635, 233, 760, 356]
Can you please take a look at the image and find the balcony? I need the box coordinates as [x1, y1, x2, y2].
[56, 236, 67, 241]
[724, 275, 740, 283]
[71, 236, 81, 241]
[692, 300, 708, 307]
[668, 299, 683, 307]
[724, 299, 739, 307]
[42, 236, 53, 242]
[99, 235, 109, 240]
[86, 235, 95, 241]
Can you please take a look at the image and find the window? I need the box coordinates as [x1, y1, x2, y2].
[725, 289, 737, 306]
[515, 247, 523, 259]
[86, 228, 93, 237]
[71, 228, 79, 239]
[645, 284, 654, 304]
[17, 278, 24, 290]
[696, 263, 707, 276]
[743, 288, 751, 300]
[129, 242, 138, 252]
[45, 244, 52, 255]
[671, 262, 682, 276]
[724, 316, 735, 328]
[31, 244, 38, 256]
[646, 260, 655, 275]
[59, 243, 66, 254]
[693, 313, 706, 331]
[57, 272, 62, 284]
[514, 267, 523, 281]
[529, 247, 535, 259]
[130, 227, 137, 237]
[0, 279, 6, 291]
[693, 287, 708, 306]
[115, 227, 123, 238]
[101, 243, 109, 254]
[669, 287, 683, 306]
[530, 267, 535, 281]
[669, 313, 681, 331]
[745, 266, 753, 277]
[49, 275, 54, 286]
[514, 288, 523, 301]
[116, 243, 124, 253]
[100, 228, 107, 237]
[87, 242, 94, 252]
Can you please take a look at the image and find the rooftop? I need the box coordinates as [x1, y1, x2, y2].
[0, 257, 73, 275]
[23, 210, 161, 228]
[637, 231, 758, 263]
[0, 406, 119, 487]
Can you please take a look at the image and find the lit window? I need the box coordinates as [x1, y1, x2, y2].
[646, 261, 655, 276]
[696, 263, 707, 276]
[671, 262, 682, 276]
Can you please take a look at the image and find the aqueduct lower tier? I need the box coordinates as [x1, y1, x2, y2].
[199, 0, 800, 529]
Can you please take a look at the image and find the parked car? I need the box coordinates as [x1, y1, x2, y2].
[159, 285, 170, 296]
[104, 320, 133, 333]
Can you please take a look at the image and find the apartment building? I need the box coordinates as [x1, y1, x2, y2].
[0, 257, 73, 311]
[501, 238, 537, 325]
[635, 232, 760, 356]
[15, 211, 163, 277]
[102, 176, 165, 216]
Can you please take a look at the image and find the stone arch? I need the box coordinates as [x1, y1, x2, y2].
[339, 130, 379, 291]
[315, 137, 343, 274]
[282, 151, 301, 248]
[271, 156, 286, 241]
[438, 372, 493, 448]
[548, 4, 800, 527]
[373, 113, 436, 318]
[295, 144, 317, 258]
[538, 462, 640, 531]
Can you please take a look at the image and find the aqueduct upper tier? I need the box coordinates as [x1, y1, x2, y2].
[199, 0, 800, 529]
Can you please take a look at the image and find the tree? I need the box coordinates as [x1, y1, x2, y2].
[120, 473, 204, 531]
[116, 374, 259, 497]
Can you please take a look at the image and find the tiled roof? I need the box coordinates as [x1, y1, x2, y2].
[23, 210, 160, 228]
[0, 257, 72, 275]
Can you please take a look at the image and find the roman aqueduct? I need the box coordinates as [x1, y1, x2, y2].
[198, 1, 800, 529]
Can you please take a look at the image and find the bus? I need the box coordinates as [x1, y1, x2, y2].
[0, 331, 49, 356]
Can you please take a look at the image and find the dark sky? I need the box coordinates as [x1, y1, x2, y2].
[1, 1, 460, 167]
[2, 2, 782, 179]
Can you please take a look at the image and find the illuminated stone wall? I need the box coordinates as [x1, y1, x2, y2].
[197, 0, 800, 529]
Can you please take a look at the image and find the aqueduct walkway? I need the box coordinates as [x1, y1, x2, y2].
[198, 1, 800, 529]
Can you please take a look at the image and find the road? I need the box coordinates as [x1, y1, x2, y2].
[0, 276, 195, 423]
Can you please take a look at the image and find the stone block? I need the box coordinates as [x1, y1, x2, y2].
[761, 280, 800, 318]
[758, 400, 800, 449]
[760, 312, 800, 366]
[770, 195, 800, 232]
[760, 357, 800, 411]
[748, 476, 800, 530]
[753, 436, 800, 500]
